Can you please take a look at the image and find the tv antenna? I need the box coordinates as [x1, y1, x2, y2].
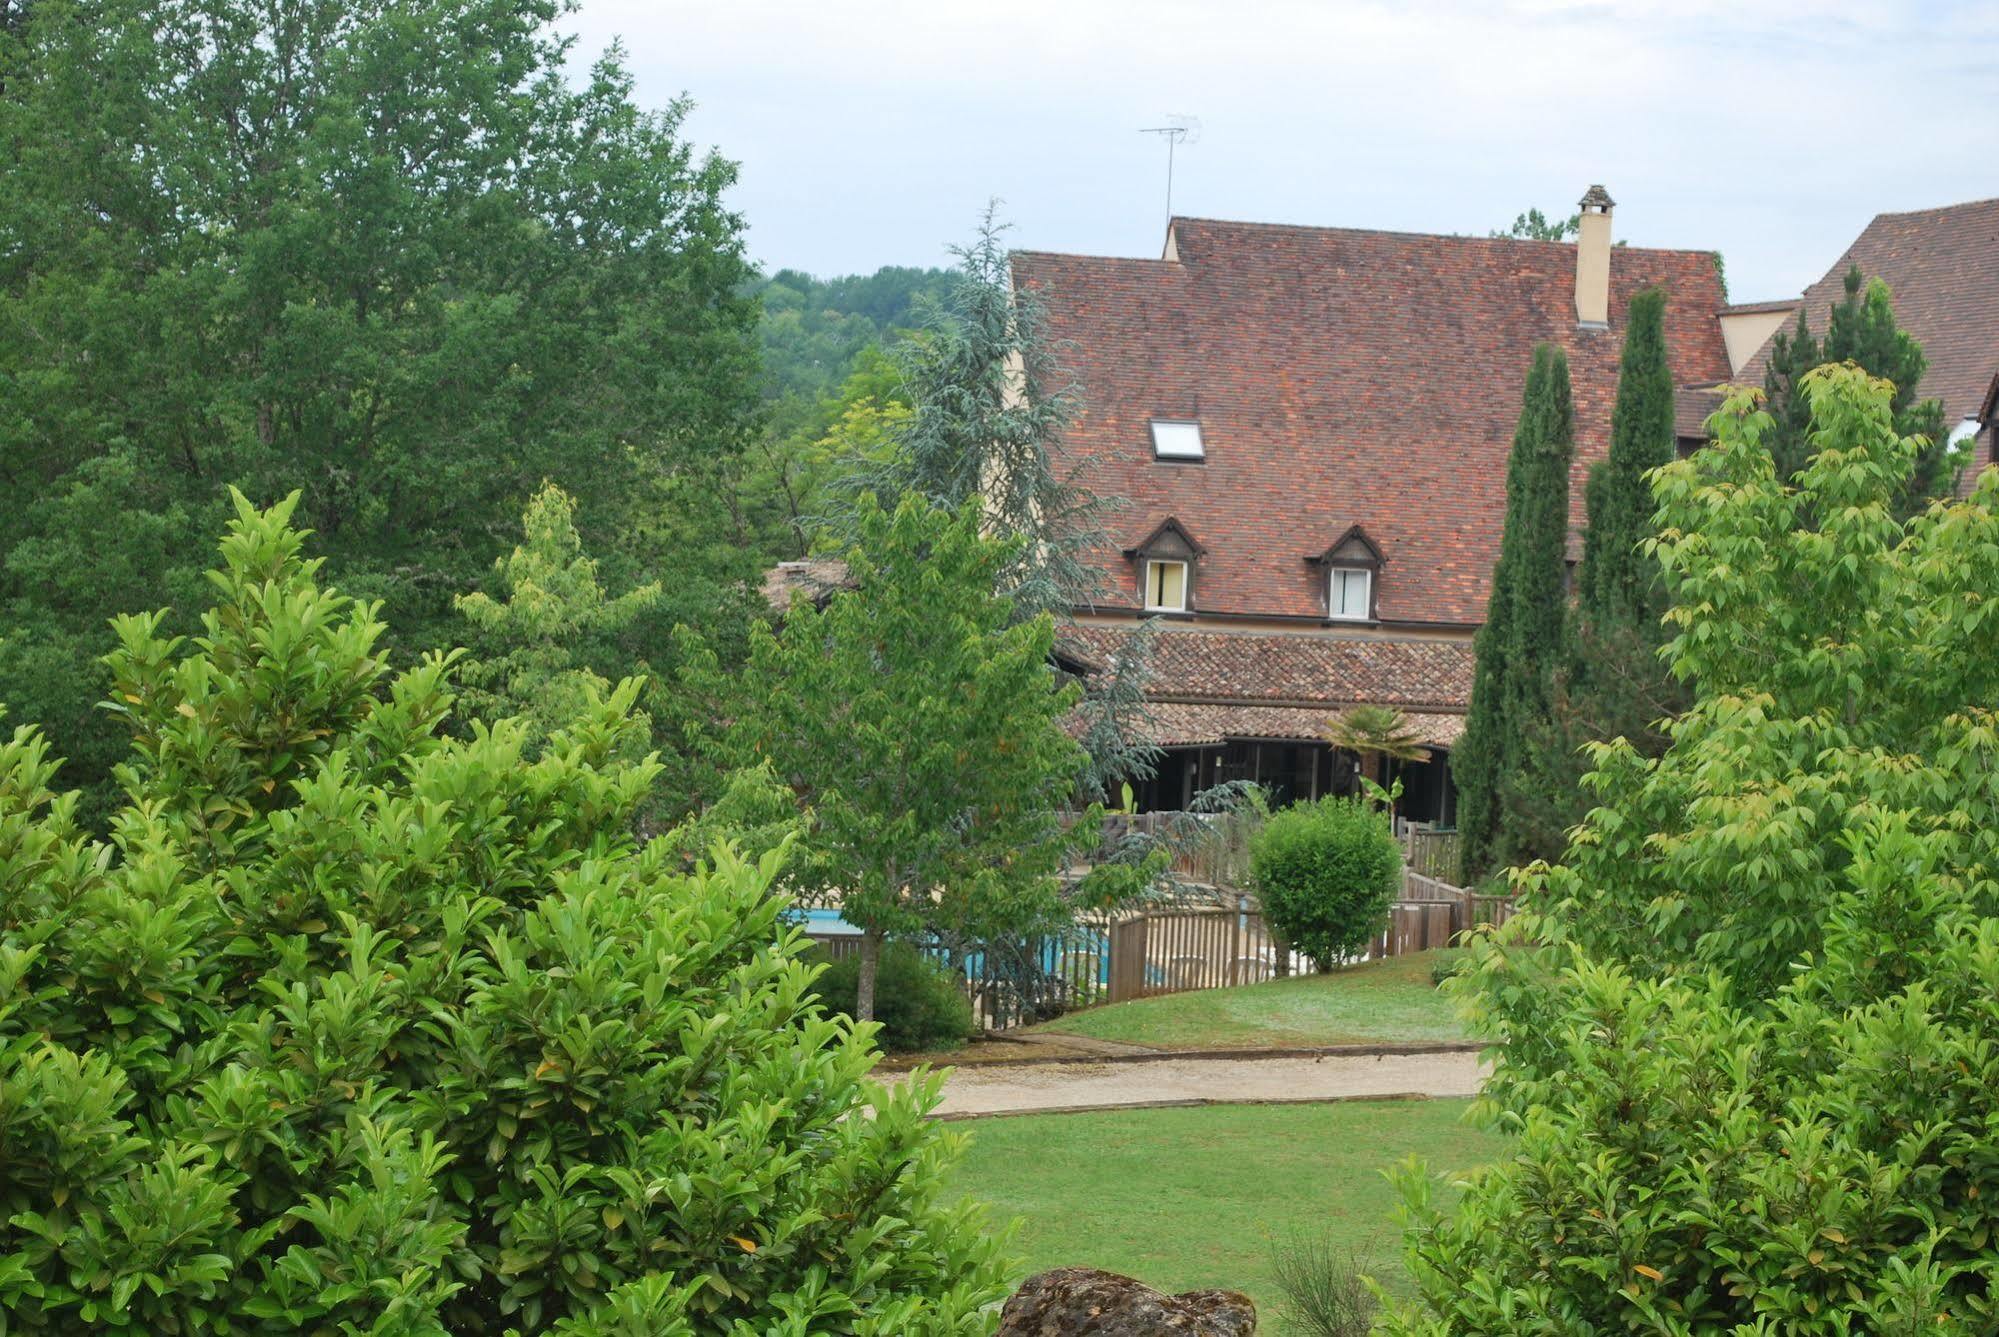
[1139, 115, 1201, 219]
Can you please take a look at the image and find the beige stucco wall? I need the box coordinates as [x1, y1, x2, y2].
[1718, 308, 1794, 376]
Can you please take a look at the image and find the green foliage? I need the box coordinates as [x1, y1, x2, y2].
[719, 494, 1086, 1020]
[1455, 344, 1575, 882]
[1249, 797, 1401, 972]
[844, 208, 1158, 810]
[1762, 266, 1951, 507]
[1491, 208, 1578, 241]
[1383, 366, 1999, 1333]
[0, 493, 1009, 1333]
[455, 483, 664, 754]
[1507, 289, 1690, 865]
[0, 0, 762, 813]
[810, 943, 976, 1055]
[1269, 1233, 1378, 1337]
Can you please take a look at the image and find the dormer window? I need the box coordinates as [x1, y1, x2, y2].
[1150, 420, 1205, 461]
[1307, 525, 1383, 623]
[1145, 559, 1189, 612]
[1124, 518, 1205, 614]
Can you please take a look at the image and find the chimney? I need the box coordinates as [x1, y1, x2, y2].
[1574, 184, 1614, 330]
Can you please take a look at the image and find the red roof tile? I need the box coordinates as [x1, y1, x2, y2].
[1016, 218, 1733, 625]
[1732, 198, 1999, 493]
[1061, 624, 1472, 713]
[1139, 702, 1465, 749]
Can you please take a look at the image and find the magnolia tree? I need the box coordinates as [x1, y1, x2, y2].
[0, 493, 1008, 1333]
[1384, 366, 1999, 1333]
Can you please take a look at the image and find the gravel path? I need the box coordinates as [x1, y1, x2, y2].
[895, 1048, 1485, 1119]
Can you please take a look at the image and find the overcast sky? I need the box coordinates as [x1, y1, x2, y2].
[564, 0, 1999, 303]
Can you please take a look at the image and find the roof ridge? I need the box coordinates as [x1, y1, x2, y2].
[1871, 195, 1999, 220]
[1167, 214, 1722, 258]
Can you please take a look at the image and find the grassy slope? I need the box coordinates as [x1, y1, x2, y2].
[951, 1099, 1501, 1329]
[1034, 950, 1466, 1050]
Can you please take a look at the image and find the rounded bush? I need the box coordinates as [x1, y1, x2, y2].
[0, 494, 1008, 1335]
[813, 942, 976, 1053]
[1250, 797, 1402, 971]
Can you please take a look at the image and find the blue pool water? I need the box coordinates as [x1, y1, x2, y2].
[787, 906, 1116, 986]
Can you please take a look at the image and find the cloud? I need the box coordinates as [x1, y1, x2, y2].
[563, 0, 1999, 298]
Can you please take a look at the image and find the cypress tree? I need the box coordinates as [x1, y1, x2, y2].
[1503, 291, 1687, 865]
[1576, 287, 1674, 635]
[1456, 343, 1575, 883]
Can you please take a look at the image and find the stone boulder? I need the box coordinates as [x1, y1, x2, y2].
[996, 1267, 1256, 1335]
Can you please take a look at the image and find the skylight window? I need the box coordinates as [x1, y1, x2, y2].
[1150, 420, 1205, 460]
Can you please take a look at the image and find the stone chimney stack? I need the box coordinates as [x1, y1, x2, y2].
[1574, 184, 1615, 330]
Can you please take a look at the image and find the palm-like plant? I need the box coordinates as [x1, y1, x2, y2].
[1323, 705, 1431, 815]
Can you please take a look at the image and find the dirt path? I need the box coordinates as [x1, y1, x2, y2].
[891, 1047, 1485, 1120]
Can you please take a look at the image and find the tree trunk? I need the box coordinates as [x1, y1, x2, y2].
[855, 926, 884, 1024]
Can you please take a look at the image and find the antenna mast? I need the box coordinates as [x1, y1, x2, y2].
[1139, 115, 1201, 221]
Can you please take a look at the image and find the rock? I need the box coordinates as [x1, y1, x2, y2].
[996, 1266, 1256, 1335]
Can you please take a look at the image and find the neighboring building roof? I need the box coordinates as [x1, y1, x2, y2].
[759, 557, 851, 611]
[1015, 217, 1734, 625]
[1735, 196, 1999, 445]
[1675, 383, 1730, 444]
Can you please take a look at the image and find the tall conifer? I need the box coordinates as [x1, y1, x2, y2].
[1456, 343, 1574, 883]
[1504, 291, 1687, 864]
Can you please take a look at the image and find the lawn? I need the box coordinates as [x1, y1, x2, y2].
[950, 1098, 1501, 1331]
[1033, 950, 1467, 1050]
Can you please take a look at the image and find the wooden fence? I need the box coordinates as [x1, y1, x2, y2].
[799, 865, 1517, 1029]
[1401, 825, 1462, 881]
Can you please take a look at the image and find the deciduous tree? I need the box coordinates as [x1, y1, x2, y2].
[0, 0, 760, 812]
[727, 495, 1085, 1022]
[1386, 367, 1999, 1333]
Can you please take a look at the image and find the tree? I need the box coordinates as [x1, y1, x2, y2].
[843, 207, 1162, 810]
[1454, 344, 1575, 883]
[1249, 797, 1402, 971]
[1503, 289, 1689, 864]
[1323, 704, 1431, 786]
[1383, 367, 1999, 1333]
[1491, 207, 1578, 241]
[1762, 265, 1950, 506]
[727, 494, 1086, 1022]
[0, 0, 761, 812]
[454, 483, 663, 754]
[0, 491, 1009, 1332]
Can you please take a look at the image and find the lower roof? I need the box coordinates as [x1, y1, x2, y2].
[1138, 701, 1465, 750]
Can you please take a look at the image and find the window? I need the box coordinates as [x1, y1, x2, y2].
[1146, 559, 1189, 612]
[1329, 566, 1371, 620]
[1150, 420, 1205, 460]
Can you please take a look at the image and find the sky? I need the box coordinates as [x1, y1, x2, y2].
[562, 0, 1999, 303]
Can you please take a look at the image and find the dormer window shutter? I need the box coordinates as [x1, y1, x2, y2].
[1306, 525, 1383, 623]
[1124, 518, 1205, 614]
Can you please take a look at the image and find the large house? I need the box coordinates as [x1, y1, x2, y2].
[1704, 196, 1999, 489]
[1014, 188, 1741, 820]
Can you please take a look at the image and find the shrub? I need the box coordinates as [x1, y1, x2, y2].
[1382, 370, 1999, 1332]
[1270, 1232, 1379, 1337]
[1249, 797, 1401, 970]
[0, 492, 1009, 1334]
[813, 942, 976, 1054]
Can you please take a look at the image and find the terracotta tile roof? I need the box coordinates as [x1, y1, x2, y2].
[1062, 623, 1472, 715]
[1675, 384, 1729, 443]
[1139, 702, 1465, 749]
[759, 557, 851, 611]
[1731, 197, 1999, 491]
[1015, 217, 1733, 625]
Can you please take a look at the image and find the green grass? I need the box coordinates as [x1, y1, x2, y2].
[1035, 950, 1467, 1050]
[950, 1099, 1501, 1330]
